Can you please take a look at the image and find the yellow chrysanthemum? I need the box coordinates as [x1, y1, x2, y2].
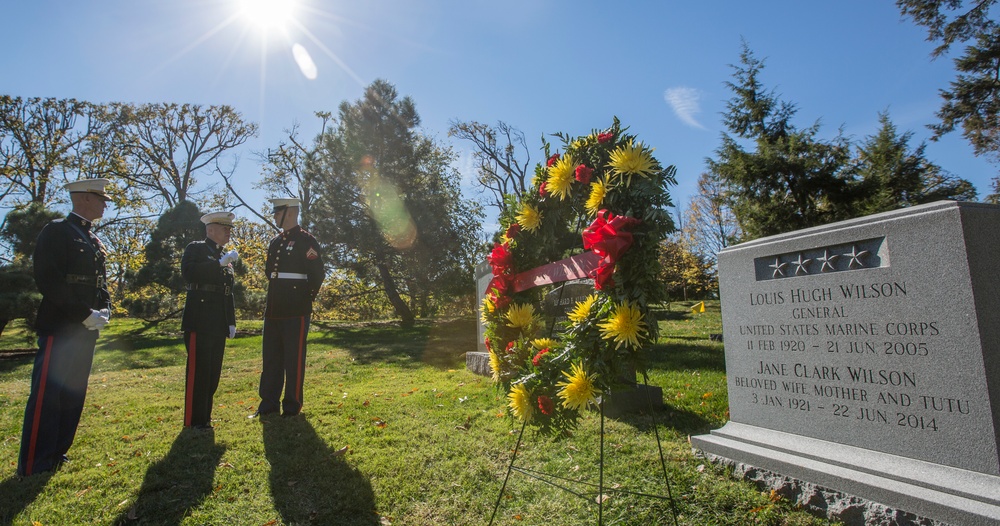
[480, 296, 495, 322]
[585, 178, 609, 216]
[516, 203, 542, 232]
[546, 154, 576, 201]
[557, 363, 601, 411]
[532, 338, 558, 350]
[598, 301, 648, 349]
[508, 383, 533, 421]
[568, 294, 598, 323]
[608, 140, 657, 185]
[569, 138, 586, 151]
[504, 303, 538, 330]
[488, 349, 503, 382]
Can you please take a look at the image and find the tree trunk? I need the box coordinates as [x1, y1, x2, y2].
[377, 262, 414, 328]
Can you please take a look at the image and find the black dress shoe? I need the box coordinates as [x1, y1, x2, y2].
[248, 410, 277, 419]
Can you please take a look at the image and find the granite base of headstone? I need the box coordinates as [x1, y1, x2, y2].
[691, 201, 1000, 526]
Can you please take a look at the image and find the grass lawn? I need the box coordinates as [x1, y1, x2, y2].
[0, 302, 839, 525]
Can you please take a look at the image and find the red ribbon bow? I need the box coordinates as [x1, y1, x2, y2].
[581, 210, 641, 289]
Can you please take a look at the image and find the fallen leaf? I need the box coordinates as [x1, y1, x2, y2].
[595, 494, 610, 504]
[332, 446, 349, 457]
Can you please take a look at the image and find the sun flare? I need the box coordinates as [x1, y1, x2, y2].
[237, 0, 299, 31]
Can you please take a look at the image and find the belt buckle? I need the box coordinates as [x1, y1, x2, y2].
[271, 272, 277, 279]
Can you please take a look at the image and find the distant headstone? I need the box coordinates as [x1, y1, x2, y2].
[691, 201, 1000, 525]
[540, 279, 594, 328]
[467, 261, 493, 376]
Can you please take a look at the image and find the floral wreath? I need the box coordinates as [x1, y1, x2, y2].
[481, 118, 676, 435]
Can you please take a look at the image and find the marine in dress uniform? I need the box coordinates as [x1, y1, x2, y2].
[253, 198, 323, 418]
[181, 211, 239, 429]
[18, 178, 112, 476]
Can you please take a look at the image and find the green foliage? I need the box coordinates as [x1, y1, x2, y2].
[710, 43, 981, 244]
[127, 201, 204, 317]
[853, 111, 977, 215]
[0, 202, 62, 262]
[0, 264, 40, 336]
[897, 0, 1000, 201]
[709, 43, 853, 241]
[308, 80, 484, 327]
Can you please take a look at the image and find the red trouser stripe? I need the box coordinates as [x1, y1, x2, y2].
[185, 333, 196, 426]
[296, 317, 305, 402]
[25, 336, 55, 476]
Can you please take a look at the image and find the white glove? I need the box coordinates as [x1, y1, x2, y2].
[228, 325, 236, 339]
[83, 309, 108, 331]
[219, 249, 239, 267]
[100, 308, 111, 321]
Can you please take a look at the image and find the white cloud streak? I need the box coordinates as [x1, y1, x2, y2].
[664, 87, 706, 129]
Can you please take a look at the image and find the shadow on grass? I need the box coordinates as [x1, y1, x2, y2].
[647, 341, 726, 373]
[310, 318, 474, 370]
[112, 427, 226, 525]
[0, 470, 52, 526]
[262, 416, 378, 525]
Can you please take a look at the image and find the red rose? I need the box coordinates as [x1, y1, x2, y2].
[487, 275, 513, 310]
[487, 242, 513, 275]
[532, 348, 550, 366]
[539, 182, 548, 196]
[575, 164, 593, 184]
[583, 210, 642, 290]
[505, 341, 516, 354]
[597, 132, 613, 143]
[538, 395, 555, 415]
[547, 153, 561, 167]
[505, 223, 521, 239]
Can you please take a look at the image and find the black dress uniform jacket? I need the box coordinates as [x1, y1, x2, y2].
[34, 213, 111, 333]
[181, 239, 236, 333]
[264, 225, 324, 318]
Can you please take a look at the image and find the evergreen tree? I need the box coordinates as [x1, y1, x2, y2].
[0, 203, 62, 334]
[853, 111, 977, 215]
[127, 200, 205, 318]
[898, 0, 1000, 201]
[307, 80, 483, 327]
[708, 42, 854, 240]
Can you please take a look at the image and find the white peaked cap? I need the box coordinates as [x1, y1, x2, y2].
[201, 211, 236, 226]
[269, 198, 301, 211]
[64, 178, 111, 201]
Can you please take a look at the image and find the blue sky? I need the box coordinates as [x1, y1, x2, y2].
[2, 0, 994, 233]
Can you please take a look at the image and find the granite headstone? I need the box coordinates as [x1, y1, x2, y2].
[691, 201, 1000, 525]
